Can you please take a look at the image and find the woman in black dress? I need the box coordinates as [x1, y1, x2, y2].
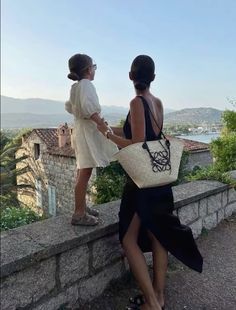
[97, 55, 203, 310]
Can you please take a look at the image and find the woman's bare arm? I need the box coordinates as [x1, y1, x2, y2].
[110, 126, 124, 137]
[97, 97, 145, 148]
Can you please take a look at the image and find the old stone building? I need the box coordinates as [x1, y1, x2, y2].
[16, 124, 78, 217]
[16, 124, 212, 217]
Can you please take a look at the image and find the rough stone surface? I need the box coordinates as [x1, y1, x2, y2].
[228, 188, 236, 203]
[199, 198, 208, 217]
[207, 192, 222, 214]
[172, 180, 227, 208]
[217, 208, 225, 223]
[177, 202, 198, 225]
[0, 258, 56, 310]
[189, 218, 202, 239]
[0, 201, 120, 277]
[203, 212, 217, 230]
[34, 285, 79, 310]
[222, 189, 228, 207]
[92, 234, 122, 270]
[225, 202, 236, 217]
[59, 245, 89, 287]
[77, 261, 126, 305]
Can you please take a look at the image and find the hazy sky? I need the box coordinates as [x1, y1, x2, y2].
[1, 0, 236, 110]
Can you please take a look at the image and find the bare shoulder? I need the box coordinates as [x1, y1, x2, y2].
[152, 96, 163, 112]
[130, 96, 143, 107]
[129, 97, 145, 121]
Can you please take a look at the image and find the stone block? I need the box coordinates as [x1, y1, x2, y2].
[203, 213, 217, 230]
[59, 245, 89, 287]
[222, 190, 228, 207]
[228, 188, 236, 203]
[189, 218, 203, 239]
[77, 261, 126, 304]
[199, 199, 208, 217]
[92, 235, 122, 270]
[207, 193, 222, 214]
[34, 285, 79, 310]
[178, 202, 199, 225]
[0, 258, 56, 310]
[225, 202, 236, 218]
[217, 208, 225, 223]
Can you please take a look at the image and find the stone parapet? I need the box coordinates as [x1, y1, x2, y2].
[1, 180, 236, 310]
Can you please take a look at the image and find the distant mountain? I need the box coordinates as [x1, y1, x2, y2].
[164, 108, 223, 125]
[1, 95, 174, 129]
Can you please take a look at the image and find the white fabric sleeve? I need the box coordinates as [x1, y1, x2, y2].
[65, 85, 75, 114]
[79, 80, 101, 119]
[65, 101, 72, 114]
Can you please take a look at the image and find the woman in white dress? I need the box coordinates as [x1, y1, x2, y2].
[65, 54, 118, 225]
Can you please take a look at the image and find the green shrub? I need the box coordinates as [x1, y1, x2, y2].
[210, 133, 236, 172]
[173, 150, 190, 185]
[91, 161, 126, 204]
[187, 165, 236, 188]
[0, 206, 46, 232]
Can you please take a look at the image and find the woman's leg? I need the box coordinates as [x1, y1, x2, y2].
[123, 213, 161, 310]
[74, 168, 93, 216]
[148, 231, 168, 308]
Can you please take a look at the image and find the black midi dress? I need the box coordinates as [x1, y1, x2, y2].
[119, 97, 203, 273]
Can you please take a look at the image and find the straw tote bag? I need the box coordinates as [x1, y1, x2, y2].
[114, 97, 184, 188]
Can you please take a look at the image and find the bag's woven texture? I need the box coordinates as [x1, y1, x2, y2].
[114, 138, 184, 188]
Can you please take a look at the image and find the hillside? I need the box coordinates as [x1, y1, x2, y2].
[164, 107, 223, 125]
[1, 96, 222, 128]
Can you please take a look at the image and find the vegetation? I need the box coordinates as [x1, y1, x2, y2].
[0, 128, 46, 232]
[187, 105, 236, 187]
[90, 161, 126, 204]
[0, 206, 46, 232]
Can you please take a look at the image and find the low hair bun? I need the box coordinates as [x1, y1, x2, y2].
[134, 80, 148, 90]
[67, 72, 79, 81]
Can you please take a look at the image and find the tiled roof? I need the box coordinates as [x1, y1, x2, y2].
[177, 137, 209, 152]
[47, 146, 75, 158]
[27, 128, 209, 158]
[33, 128, 58, 148]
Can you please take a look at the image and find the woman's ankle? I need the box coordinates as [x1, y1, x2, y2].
[153, 289, 164, 306]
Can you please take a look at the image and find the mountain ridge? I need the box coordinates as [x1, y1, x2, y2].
[1, 95, 223, 128]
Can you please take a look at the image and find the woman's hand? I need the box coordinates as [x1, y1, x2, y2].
[97, 118, 110, 136]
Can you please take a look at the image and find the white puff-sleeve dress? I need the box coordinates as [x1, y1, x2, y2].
[65, 79, 118, 169]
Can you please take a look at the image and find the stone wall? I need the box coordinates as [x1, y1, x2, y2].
[1, 180, 236, 310]
[42, 153, 77, 215]
[186, 150, 213, 171]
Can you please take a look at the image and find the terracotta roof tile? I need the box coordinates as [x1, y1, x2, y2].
[177, 137, 209, 152]
[34, 128, 58, 148]
[28, 128, 209, 158]
[47, 146, 75, 158]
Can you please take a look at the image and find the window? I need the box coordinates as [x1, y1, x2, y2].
[48, 185, 56, 216]
[35, 179, 42, 208]
[34, 143, 40, 160]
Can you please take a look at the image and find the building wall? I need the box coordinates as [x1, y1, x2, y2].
[16, 133, 97, 216]
[186, 150, 213, 171]
[16, 132, 48, 214]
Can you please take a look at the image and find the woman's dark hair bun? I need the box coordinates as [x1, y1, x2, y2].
[67, 53, 92, 81]
[67, 72, 79, 81]
[131, 55, 155, 90]
[134, 81, 148, 90]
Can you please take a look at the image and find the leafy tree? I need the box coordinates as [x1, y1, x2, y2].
[0, 129, 33, 209]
